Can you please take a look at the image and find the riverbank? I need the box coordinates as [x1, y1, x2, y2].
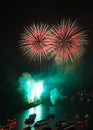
[1, 98, 49, 117]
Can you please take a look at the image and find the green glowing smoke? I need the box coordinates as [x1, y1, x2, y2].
[18, 72, 44, 103]
[17, 63, 80, 105]
[50, 88, 63, 105]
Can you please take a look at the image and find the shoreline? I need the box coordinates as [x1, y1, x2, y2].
[1, 98, 49, 117]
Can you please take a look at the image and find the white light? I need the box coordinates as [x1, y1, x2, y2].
[35, 81, 43, 99]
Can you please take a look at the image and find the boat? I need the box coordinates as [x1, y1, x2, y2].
[29, 113, 36, 119]
[34, 119, 48, 128]
[47, 114, 55, 120]
[25, 113, 36, 124]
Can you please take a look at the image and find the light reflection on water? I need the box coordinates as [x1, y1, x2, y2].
[14, 102, 50, 130]
[29, 105, 44, 121]
[13, 101, 58, 130]
[9, 100, 93, 130]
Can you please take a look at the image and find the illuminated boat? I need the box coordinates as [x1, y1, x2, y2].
[25, 113, 36, 124]
[29, 113, 36, 119]
[23, 126, 31, 130]
[47, 114, 55, 120]
[34, 119, 48, 128]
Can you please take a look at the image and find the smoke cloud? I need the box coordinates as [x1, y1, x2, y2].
[49, 88, 63, 105]
[17, 63, 80, 105]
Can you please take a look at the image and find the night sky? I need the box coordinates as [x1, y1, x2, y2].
[0, 1, 93, 112]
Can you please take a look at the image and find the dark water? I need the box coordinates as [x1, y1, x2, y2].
[1, 99, 93, 130]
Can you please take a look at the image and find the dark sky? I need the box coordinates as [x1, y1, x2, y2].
[0, 1, 93, 111]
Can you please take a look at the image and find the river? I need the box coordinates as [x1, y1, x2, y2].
[1, 99, 93, 130]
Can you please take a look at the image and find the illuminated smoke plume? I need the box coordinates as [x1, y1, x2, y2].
[18, 72, 44, 103]
[49, 88, 63, 105]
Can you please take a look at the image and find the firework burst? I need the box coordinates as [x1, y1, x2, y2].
[19, 23, 54, 63]
[51, 19, 88, 64]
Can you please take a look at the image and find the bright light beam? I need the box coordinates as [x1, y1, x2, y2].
[34, 81, 44, 100]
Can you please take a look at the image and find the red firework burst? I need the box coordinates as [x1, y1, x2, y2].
[19, 23, 54, 63]
[51, 19, 88, 64]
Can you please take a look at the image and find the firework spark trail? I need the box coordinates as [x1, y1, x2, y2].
[51, 19, 88, 64]
[19, 23, 54, 63]
[19, 19, 88, 64]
